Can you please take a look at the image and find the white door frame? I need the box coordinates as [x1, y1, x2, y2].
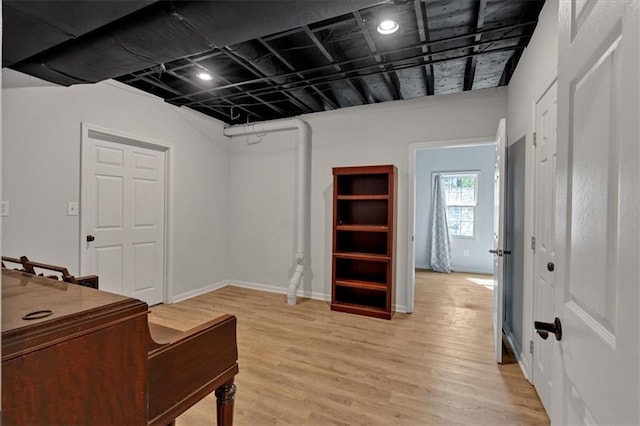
[520, 72, 558, 382]
[80, 122, 174, 304]
[406, 136, 497, 313]
[531, 79, 558, 414]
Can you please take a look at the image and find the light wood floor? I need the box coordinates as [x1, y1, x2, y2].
[150, 271, 549, 425]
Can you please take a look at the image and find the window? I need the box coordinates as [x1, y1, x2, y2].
[440, 173, 478, 238]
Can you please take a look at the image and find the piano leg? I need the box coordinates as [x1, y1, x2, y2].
[215, 381, 237, 426]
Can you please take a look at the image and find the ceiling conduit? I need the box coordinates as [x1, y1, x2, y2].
[223, 118, 311, 305]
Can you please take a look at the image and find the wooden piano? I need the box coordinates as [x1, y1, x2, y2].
[1, 269, 239, 425]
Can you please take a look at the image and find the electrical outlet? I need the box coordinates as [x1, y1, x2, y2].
[67, 201, 79, 216]
[1, 201, 9, 217]
[463, 250, 470, 257]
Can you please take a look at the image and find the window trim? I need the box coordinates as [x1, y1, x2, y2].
[433, 171, 479, 239]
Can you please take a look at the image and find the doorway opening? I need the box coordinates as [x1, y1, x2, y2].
[407, 135, 509, 362]
[408, 138, 497, 309]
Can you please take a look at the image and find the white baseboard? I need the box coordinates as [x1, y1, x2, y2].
[394, 304, 408, 313]
[420, 267, 493, 275]
[172, 279, 407, 314]
[229, 280, 331, 301]
[453, 268, 494, 275]
[229, 281, 407, 311]
[519, 353, 531, 383]
[171, 280, 230, 303]
[296, 288, 331, 302]
[504, 328, 531, 383]
[228, 279, 287, 295]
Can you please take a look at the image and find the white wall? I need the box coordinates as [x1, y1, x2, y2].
[415, 145, 495, 274]
[228, 88, 507, 310]
[2, 70, 231, 300]
[507, 0, 558, 143]
[505, 0, 559, 377]
[228, 129, 300, 294]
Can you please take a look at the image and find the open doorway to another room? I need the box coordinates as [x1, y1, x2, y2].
[408, 140, 517, 362]
[413, 144, 496, 277]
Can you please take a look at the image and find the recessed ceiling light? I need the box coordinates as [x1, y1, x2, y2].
[197, 71, 213, 81]
[377, 19, 399, 35]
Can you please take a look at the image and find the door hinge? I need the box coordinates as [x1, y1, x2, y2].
[531, 236, 536, 252]
[533, 132, 537, 147]
[530, 340, 534, 354]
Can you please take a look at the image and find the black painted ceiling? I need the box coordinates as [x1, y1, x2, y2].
[3, 1, 545, 124]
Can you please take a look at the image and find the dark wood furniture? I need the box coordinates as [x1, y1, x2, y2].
[331, 165, 397, 319]
[1, 255, 99, 288]
[2, 269, 239, 425]
[147, 319, 238, 426]
[1, 256, 24, 270]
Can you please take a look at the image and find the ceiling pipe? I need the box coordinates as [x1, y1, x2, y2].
[223, 118, 311, 305]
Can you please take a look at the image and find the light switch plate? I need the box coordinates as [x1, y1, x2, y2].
[1, 201, 9, 217]
[67, 201, 79, 216]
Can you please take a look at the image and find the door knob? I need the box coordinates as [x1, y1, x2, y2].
[547, 262, 555, 272]
[86, 235, 95, 242]
[534, 317, 562, 341]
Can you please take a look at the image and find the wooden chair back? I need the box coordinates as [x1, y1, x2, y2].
[2, 255, 99, 289]
[21, 256, 77, 283]
[1, 256, 26, 271]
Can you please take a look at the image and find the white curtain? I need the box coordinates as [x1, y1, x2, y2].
[430, 174, 452, 273]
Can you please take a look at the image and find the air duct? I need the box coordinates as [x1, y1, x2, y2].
[223, 118, 311, 305]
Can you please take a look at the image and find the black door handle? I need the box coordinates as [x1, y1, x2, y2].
[489, 249, 503, 256]
[534, 317, 562, 341]
[489, 249, 498, 254]
[547, 262, 555, 272]
[86, 235, 95, 242]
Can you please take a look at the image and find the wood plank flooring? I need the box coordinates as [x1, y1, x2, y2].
[150, 271, 549, 425]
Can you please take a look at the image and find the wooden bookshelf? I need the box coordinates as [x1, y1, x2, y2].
[331, 165, 396, 319]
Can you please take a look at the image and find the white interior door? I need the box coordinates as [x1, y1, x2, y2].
[81, 129, 166, 306]
[553, 1, 640, 424]
[492, 118, 506, 364]
[532, 81, 557, 416]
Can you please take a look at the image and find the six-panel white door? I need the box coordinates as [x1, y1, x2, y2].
[81, 129, 166, 306]
[554, 0, 640, 423]
[532, 80, 557, 416]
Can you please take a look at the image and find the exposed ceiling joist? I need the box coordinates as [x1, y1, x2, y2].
[4, 1, 545, 124]
[353, 10, 402, 101]
[302, 25, 370, 105]
[220, 47, 311, 115]
[163, 65, 264, 121]
[209, 44, 527, 105]
[167, 27, 535, 104]
[464, 0, 488, 91]
[413, 0, 435, 96]
[256, 37, 339, 110]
